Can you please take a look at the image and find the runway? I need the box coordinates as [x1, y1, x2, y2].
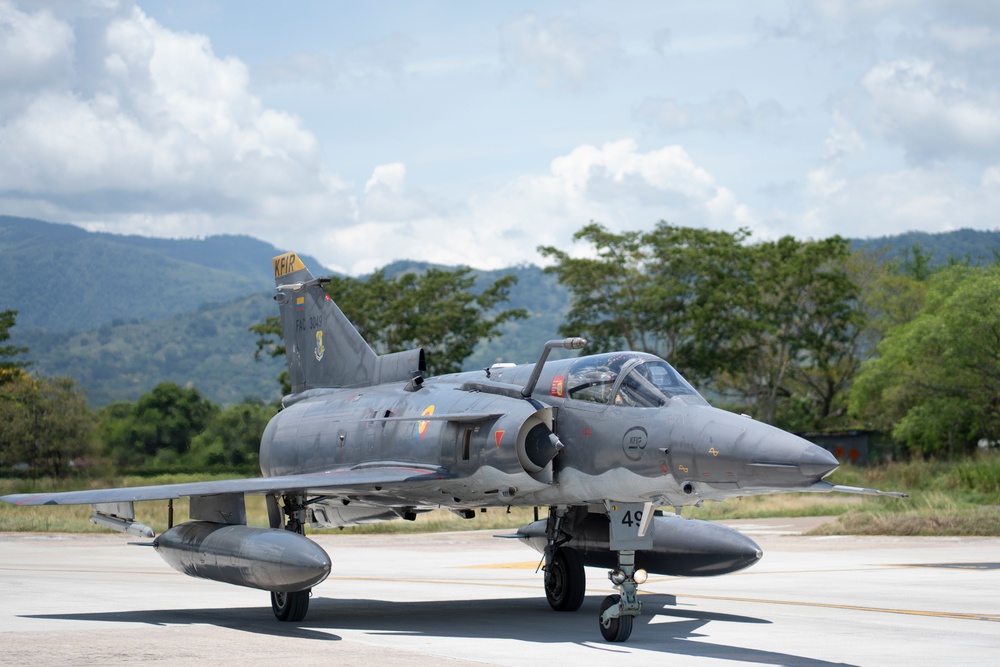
[1, 519, 997, 666]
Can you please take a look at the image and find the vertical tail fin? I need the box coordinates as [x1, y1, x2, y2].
[272, 252, 378, 392]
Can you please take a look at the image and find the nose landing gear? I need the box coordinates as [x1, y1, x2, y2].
[598, 550, 646, 642]
[598, 501, 653, 642]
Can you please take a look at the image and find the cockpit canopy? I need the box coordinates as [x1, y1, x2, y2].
[566, 352, 702, 407]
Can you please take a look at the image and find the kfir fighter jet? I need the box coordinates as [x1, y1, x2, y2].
[1, 252, 905, 642]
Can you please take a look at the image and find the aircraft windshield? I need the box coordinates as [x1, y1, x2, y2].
[565, 352, 699, 406]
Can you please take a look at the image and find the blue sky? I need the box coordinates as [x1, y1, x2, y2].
[2, 1, 998, 274]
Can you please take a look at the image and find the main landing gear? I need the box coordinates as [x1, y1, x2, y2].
[271, 589, 310, 622]
[543, 508, 587, 612]
[269, 493, 312, 623]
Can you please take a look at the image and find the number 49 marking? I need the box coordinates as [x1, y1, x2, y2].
[606, 502, 654, 548]
[621, 510, 643, 527]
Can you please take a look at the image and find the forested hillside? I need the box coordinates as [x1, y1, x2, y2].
[0, 216, 327, 332]
[24, 294, 286, 406]
[2, 216, 997, 407]
[852, 228, 1000, 265]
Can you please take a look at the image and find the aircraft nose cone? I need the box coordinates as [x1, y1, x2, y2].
[800, 445, 839, 480]
[742, 424, 841, 490]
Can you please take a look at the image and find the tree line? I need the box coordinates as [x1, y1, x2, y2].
[1, 222, 997, 477]
[539, 222, 998, 456]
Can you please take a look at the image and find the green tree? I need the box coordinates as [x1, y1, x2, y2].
[899, 244, 935, 281]
[540, 224, 863, 429]
[539, 223, 656, 354]
[249, 315, 292, 395]
[0, 373, 95, 477]
[186, 399, 278, 469]
[0, 309, 30, 377]
[252, 266, 527, 382]
[539, 223, 754, 381]
[710, 236, 862, 427]
[99, 382, 219, 467]
[850, 264, 1000, 457]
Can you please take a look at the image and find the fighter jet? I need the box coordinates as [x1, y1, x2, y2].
[1, 252, 905, 642]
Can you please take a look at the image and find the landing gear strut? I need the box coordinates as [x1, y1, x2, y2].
[543, 507, 586, 612]
[269, 493, 312, 623]
[598, 502, 653, 642]
[598, 550, 644, 642]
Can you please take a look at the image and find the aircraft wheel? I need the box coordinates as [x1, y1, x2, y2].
[598, 594, 633, 643]
[545, 547, 585, 612]
[271, 589, 310, 622]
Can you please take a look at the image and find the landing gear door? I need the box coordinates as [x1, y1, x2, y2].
[605, 502, 654, 550]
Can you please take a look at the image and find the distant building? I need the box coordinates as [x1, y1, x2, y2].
[801, 431, 870, 467]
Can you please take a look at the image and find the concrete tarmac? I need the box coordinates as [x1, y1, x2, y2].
[1, 519, 998, 666]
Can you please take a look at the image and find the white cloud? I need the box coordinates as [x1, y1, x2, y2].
[0, 0, 74, 91]
[650, 27, 671, 56]
[863, 59, 1000, 162]
[929, 24, 999, 52]
[5, 1, 998, 280]
[635, 90, 789, 136]
[823, 113, 867, 161]
[499, 12, 619, 89]
[983, 165, 1000, 187]
[254, 33, 418, 90]
[510, 139, 756, 233]
[311, 139, 758, 275]
[364, 163, 406, 193]
[801, 165, 1000, 239]
[359, 163, 439, 225]
[0, 1, 353, 249]
[812, 0, 925, 22]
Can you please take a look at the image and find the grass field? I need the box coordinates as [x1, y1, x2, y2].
[2, 452, 998, 536]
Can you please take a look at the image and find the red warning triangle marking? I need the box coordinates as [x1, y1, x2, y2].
[494, 430, 505, 447]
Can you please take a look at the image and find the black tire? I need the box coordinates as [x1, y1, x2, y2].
[271, 589, 310, 622]
[545, 547, 586, 612]
[598, 594, 633, 643]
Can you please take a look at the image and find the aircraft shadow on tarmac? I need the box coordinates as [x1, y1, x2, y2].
[24, 593, 856, 667]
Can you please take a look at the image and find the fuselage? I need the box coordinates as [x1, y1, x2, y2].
[259, 351, 839, 519]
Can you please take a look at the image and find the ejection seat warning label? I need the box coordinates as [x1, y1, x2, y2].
[607, 502, 655, 551]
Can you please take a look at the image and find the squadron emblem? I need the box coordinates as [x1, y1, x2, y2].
[314, 330, 325, 361]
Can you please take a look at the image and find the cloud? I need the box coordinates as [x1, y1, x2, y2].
[635, 90, 789, 136]
[800, 164, 1000, 239]
[0, 0, 354, 248]
[499, 12, 620, 89]
[0, 0, 74, 92]
[649, 28, 671, 55]
[823, 113, 867, 161]
[983, 165, 1000, 187]
[313, 139, 758, 274]
[253, 33, 418, 90]
[812, 0, 927, 22]
[928, 23, 1000, 52]
[360, 162, 439, 224]
[862, 59, 1000, 163]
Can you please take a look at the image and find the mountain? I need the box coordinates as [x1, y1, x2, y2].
[24, 293, 287, 406]
[851, 228, 1000, 266]
[0, 216, 329, 332]
[376, 260, 572, 369]
[3, 216, 998, 407]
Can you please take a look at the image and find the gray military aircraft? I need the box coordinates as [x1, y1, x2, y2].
[2, 252, 905, 642]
